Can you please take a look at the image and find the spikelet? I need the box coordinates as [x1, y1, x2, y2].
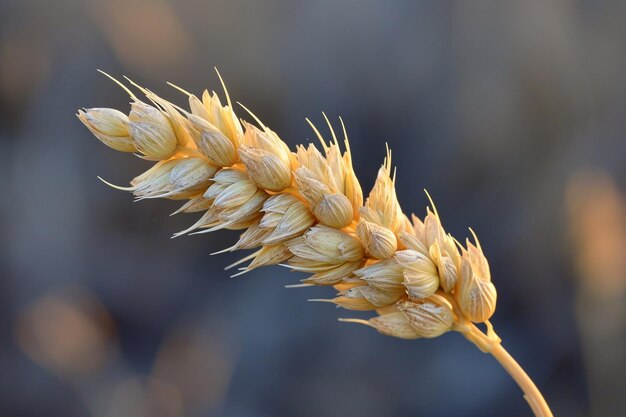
[239, 123, 293, 191]
[396, 295, 455, 338]
[127, 101, 180, 159]
[430, 241, 458, 293]
[396, 249, 440, 300]
[127, 159, 179, 198]
[187, 114, 238, 167]
[79, 72, 498, 340]
[197, 89, 243, 146]
[356, 218, 398, 260]
[294, 164, 354, 228]
[455, 234, 497, 322]
[77, 108, 136, 152]
[174, 168, 267, 236]
[353, 257, 404, 292]
[293, 120, 363, 228]
[259, 194, 315, 245]
[359, 151, 409, 236]
[109, 157, 215, 201]
[422, 204, 461, 292]
[285, 225, 365, 285]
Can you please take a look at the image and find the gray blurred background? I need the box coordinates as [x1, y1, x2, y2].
[1, 1, 625, 416]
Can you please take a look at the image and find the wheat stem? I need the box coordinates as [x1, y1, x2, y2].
[458, 321, 554, 417]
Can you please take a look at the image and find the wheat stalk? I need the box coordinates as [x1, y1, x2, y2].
[78, 70, 554, 417]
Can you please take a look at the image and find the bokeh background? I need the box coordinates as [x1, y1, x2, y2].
[1, 1, 625, 416]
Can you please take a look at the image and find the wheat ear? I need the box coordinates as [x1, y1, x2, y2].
[78, 70, 553, 417]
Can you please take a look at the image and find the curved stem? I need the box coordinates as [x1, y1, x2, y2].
[457, 321, 554, 417]
[490, 343, 553, 417]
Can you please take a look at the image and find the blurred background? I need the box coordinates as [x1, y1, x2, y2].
[1, 1, 625, 416]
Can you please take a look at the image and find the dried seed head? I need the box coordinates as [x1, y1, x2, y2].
[80, 76, 506, 344]
[353, 258, 405, 292]
[77, 108, 136, 152]
[396, 296, 454, 338]
[356, 219, 398, 260]
[128, 101, 178, 159]
[188, 114, 237, 167]
[395, 250, 439, 300]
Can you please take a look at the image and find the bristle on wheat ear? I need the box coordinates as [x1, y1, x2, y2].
[78, 70, 553, 417]
[338, 318, 371, 326]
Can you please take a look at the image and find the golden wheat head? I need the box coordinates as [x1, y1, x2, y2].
[78, 70, 496, 339]
[78, 69, 552, 417]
